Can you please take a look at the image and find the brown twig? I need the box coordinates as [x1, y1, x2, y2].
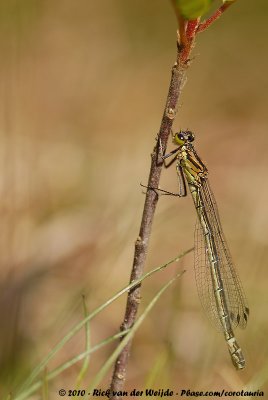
[109, 1, 235, 397]
[109, 29, 195, 400]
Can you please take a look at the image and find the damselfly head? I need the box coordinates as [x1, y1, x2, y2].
[173, 130, 195, 146]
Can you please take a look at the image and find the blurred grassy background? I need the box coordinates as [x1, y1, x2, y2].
[0, 0, 268, 398]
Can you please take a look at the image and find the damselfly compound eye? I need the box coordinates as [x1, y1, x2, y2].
[186, 130, 195, 142]
[173, 131, 186, 146]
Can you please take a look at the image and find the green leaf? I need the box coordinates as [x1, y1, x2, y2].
[175, 0, 213, 20]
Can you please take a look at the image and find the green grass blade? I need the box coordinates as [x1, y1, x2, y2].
[14, 329, 130, 400]
[41, 368, 48, 400]
[144, 350, 169, 389]
[75, 295, 91, 388]
[18, 248, 192, 393]
[87, 269, 186, 393]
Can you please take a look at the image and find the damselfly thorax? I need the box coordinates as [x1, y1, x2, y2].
[177, 143, 208, 187]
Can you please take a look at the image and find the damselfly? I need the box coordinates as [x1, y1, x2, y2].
[154, 130, 249, 369]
